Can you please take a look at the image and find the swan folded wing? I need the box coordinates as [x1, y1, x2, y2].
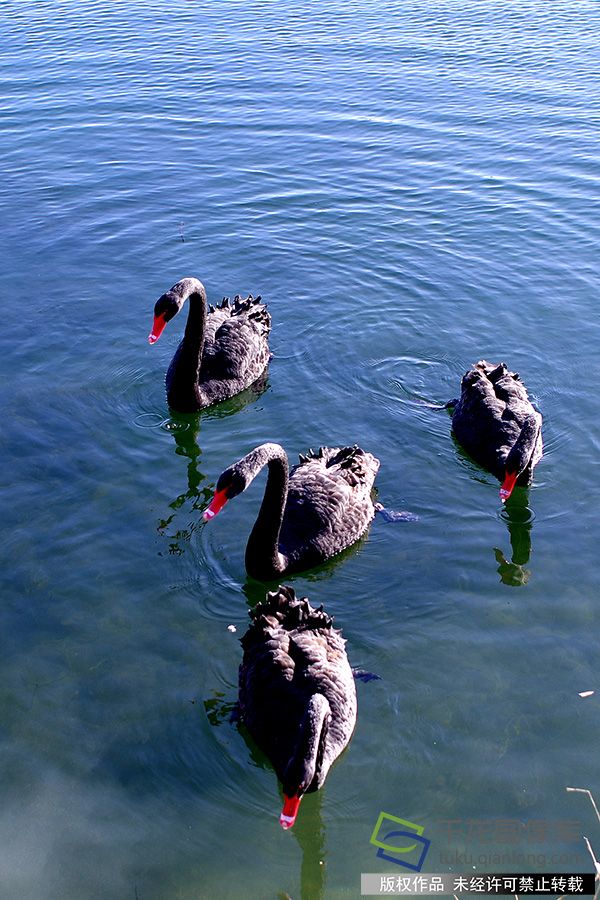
[492, 373, 530, 407]
[239, 632, 301, 718]
[199, 316, 265, 380]
[204, 294, 269, 340]
[281, 473, 362, 548]
[277, 454, 376, 567]
[464, 361, 531, 411]
[459, 369, 505, 421]
[454, 367, 511, 446]
[249, 586, 334, 632]
[198, 296, 269, 377]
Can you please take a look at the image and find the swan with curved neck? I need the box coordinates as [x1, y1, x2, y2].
[203, 442, 380, 579]
[239, 585, 357, 829]
[148, 277, 271, 413]
[449, 360, 543, 502]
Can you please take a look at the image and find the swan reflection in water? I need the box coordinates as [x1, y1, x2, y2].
[230, 719, 329, 900]
[203, 695, 328, 900]
[156, 414, 210, 554]
[157, 375, 269, 553]
[494, 489, 534, 586]
[290, 788, 327, 900]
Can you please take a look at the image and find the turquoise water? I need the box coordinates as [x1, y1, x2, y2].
[1, 2, 599, 898]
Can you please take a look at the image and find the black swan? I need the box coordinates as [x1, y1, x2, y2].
[202, 442, 380, 580]
[449, 360, 543, 502]
[239, 585, 357, 829]
[148, 277, 271, 412]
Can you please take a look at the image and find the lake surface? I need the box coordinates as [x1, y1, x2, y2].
[1, 2, 599, 898]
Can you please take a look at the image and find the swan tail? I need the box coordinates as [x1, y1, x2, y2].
[248, 585, 334, 634]
[298, 445, 380, 485]
[220, 294, 271, 334]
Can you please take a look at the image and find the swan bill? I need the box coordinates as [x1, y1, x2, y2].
[279, 794, 302, 830]
[203, 488, 230, 521]
[499, 470, 518, 502]
[148, 313, 168, 344]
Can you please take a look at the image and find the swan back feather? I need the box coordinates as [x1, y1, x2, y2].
[239, 586, 356, 802]
[451, 360, 543, 485]
[280, 445, 380, 572]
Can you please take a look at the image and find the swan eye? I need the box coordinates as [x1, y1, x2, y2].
[217, 470, 246, 498]
[153, 293, 180, 323]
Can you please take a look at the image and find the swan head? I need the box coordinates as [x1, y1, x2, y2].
[202, 466, 248, 521]
[148, 290, 185, 344]
[148, 278, 207, 344]
[203, 444, 284, 521]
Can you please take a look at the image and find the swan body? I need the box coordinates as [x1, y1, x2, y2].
[203, 442, 380, 579]
[239, 585, 357, 829]
[148, 277, 271, 412]
[450, 360, 543, 501]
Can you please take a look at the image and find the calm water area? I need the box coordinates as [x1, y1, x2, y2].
[1, 2, 599, 898]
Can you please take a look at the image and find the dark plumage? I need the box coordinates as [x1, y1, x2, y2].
[148, 277, 271, 412]
[238, 585, 357, 829]
[450, 360, 543, 501]
[203, 442, 380, 579]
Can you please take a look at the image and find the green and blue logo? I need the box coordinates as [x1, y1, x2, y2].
[369, 812, 431, 870]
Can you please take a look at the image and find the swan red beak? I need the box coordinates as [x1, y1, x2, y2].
[500, 470, 518, 502]
[148, 313, 168, 344]
[280, 794, 302, 830]
[203, 488, 229, 521]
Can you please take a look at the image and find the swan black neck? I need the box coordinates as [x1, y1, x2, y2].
[505, 413, 540, 476]
[283, 694, 331, 797]
[165, 278, 207, 411]
[243, 443, 289, 580]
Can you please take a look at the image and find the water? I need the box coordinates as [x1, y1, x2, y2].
[1, 2, 599, 898]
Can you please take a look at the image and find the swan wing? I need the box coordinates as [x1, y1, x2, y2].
[452, 361, 542, 477]
[201, 295, 270, 379]
[279, 446, 379, 565]
[239, 587, 356, 772]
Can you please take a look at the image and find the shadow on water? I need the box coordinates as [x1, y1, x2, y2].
[292, 787, 327, 900]
[157, 413, 212, 555]
[158, 375, 269, 554]
[494, 489, 534, 587]
[239, 531, 371, 609]
[449, 435, 536, 586]
[204, 691, 238, 728]
[228, 718, 328, 900]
